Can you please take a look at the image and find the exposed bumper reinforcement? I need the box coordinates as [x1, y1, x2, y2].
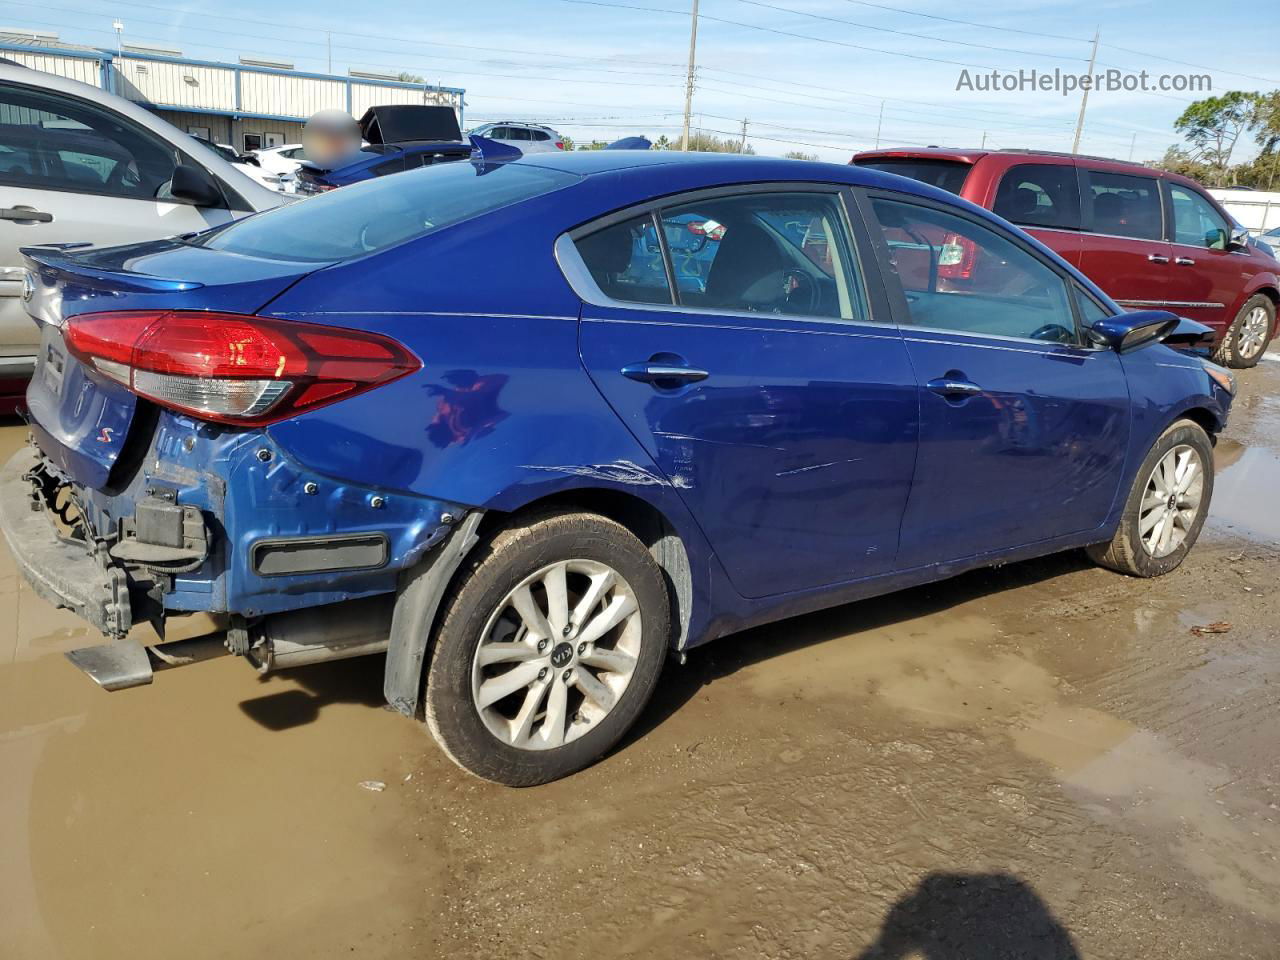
[0, 446, 133, 637]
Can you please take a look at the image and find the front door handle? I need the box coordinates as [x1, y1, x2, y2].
[1147, 254, 1169, 264]
[0, 206, 53, 223]
[926, 376, 983, 398]
[1175, 256, 1196, 266]
[621, 362, 709, 385]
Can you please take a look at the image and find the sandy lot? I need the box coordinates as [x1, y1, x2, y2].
[2, 357, 1278, 960]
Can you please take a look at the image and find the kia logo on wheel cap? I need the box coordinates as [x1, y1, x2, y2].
[549, 642, 573, 668]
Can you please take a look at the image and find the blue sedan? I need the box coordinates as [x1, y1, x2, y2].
[6, 151, 1234, 784]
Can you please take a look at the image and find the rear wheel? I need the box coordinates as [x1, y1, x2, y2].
[1087, 419, 1214, 577]
[422, 511, 669, 786]
[1214, 295, 1275, 369]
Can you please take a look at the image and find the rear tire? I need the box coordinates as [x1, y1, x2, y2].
[1087, 419, 1214, 577]
[422, 510, 670, 786]
[1214, 294, 1275, 369]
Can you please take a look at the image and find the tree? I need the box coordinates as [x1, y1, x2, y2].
[683, 132, 755, 154]
[397, 71, 425, 83]
[653, 135, 672, 150]
[559, 135, 576, 152]
[784, 150, 819, 161]
[1156, 145, 1213, 182]
[1249, 91, 1280, 157]
[1174, 91, 1258, 185]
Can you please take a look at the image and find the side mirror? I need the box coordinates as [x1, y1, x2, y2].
[1228, 227, 1250, 251]
[1089, 310, 1180, 354]
[168, 164, 223, 207]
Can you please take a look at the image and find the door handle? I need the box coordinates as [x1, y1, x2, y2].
[1147, 254, 1169, 264]
[1175, 256, 1196, 266]
[621, 362, 709, 385]
[0, 206, 53, 223]
[926, 377, 983, 398]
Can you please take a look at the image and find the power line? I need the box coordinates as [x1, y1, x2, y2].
[726, 0, 1091, 64]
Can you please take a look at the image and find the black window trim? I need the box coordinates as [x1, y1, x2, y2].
[0, 80, 235, 210]
[558, 181, 887, 329]
[855, 185, 1101, 351]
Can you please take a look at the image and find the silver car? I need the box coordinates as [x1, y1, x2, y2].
[468, 121, 565, 154]
[0, 62, 285, 399]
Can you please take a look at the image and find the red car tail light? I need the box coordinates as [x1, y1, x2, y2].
[555, 140, 565, 150]
[64, 310, 420, 425]
[937, 233, 978, 281]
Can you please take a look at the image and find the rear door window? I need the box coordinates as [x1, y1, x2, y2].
[855, 158, 971, 195]
[1082, 170, 1163, 241]
[993, 163, 1081, 230]
[658, 191, 863, 320]
[575, 214, 672, 305]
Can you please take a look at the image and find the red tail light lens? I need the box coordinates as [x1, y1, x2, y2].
[555, 141, 565, 150]
[64, 310, 420, 425]
[937, 233, 979, 281]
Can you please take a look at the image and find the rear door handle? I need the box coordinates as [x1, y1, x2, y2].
[1175, 256, 1196, 266]
[926, 377, 983, 398]
[0, 206, 53, 223]
[621, 362, 709, 385]
[1147, 254, 1169, 264]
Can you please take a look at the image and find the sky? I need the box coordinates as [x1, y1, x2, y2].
[5, 0, 1277, 163]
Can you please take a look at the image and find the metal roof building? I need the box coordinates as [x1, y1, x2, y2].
[0, 30, 466, 152]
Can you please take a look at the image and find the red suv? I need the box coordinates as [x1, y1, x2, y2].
[853, 148, 1280, 368]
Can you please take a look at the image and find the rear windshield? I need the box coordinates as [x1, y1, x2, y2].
[855, 158, 972, 195]
[194, 161, 579, 263]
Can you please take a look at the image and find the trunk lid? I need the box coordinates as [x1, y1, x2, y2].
[21, 238, 327, 490]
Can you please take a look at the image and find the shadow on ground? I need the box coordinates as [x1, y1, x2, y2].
[856, 873, 1081, 960]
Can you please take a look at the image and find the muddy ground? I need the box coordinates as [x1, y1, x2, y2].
[2, 357, 1279, 960]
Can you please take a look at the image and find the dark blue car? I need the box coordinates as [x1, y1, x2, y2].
[4, 151, 1235, 784]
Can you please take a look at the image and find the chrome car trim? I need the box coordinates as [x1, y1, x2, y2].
[1115, 299, 1225, 310]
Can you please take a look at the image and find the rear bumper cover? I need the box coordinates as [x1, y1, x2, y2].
[0, 446, 132, 636]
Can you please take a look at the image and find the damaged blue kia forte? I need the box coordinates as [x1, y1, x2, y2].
[2, 150, 1235, 784]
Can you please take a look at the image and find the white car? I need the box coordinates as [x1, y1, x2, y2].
[468, 122, 565, 154]
[253, 143, 308, 178]
[0, 62, 286, 393]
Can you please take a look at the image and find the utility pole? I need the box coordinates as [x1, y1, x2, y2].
[874, 99, 884, 148]
[739, 117, 748, 153]
[980, 130, 987, 149]
[680, 0, 700, 152]
[1128, 131, 1137, 162]
[1071, 27, 1100, 154]
[326, 32, 332, 74]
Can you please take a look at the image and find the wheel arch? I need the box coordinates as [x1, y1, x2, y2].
[477, 487, 695, 652]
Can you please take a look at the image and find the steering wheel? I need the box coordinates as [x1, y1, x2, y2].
[782, 269, 819, 314]
[1028, 323, 1076, 344]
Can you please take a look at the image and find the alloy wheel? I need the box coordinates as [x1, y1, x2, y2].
[1237, 305, 1270, 360]
[470, 559, 643, 750]
[1139, 444, 1204, 558]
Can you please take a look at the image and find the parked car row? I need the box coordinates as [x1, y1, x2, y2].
[853, 147, 1280, 368]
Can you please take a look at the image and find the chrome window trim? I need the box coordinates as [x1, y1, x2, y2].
[1114, 298, 1225, 310]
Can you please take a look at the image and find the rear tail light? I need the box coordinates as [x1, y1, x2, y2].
[64, 310, 420, 426]
[937, 233, 978, 281]
[555, 141, 565, 150]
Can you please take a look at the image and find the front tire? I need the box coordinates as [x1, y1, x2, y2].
[1087, 419, 1214, 577]
[1214, 294, 1275, 369]
[422, 511, 670, 786]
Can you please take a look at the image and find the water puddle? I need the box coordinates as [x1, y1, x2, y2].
[1211, 440, 1280, 543]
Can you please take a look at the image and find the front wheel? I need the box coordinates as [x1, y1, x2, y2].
[422, 511, 670, 786]
[1087, 419, 1214, 577]
[1214, 295, 1275, 369]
